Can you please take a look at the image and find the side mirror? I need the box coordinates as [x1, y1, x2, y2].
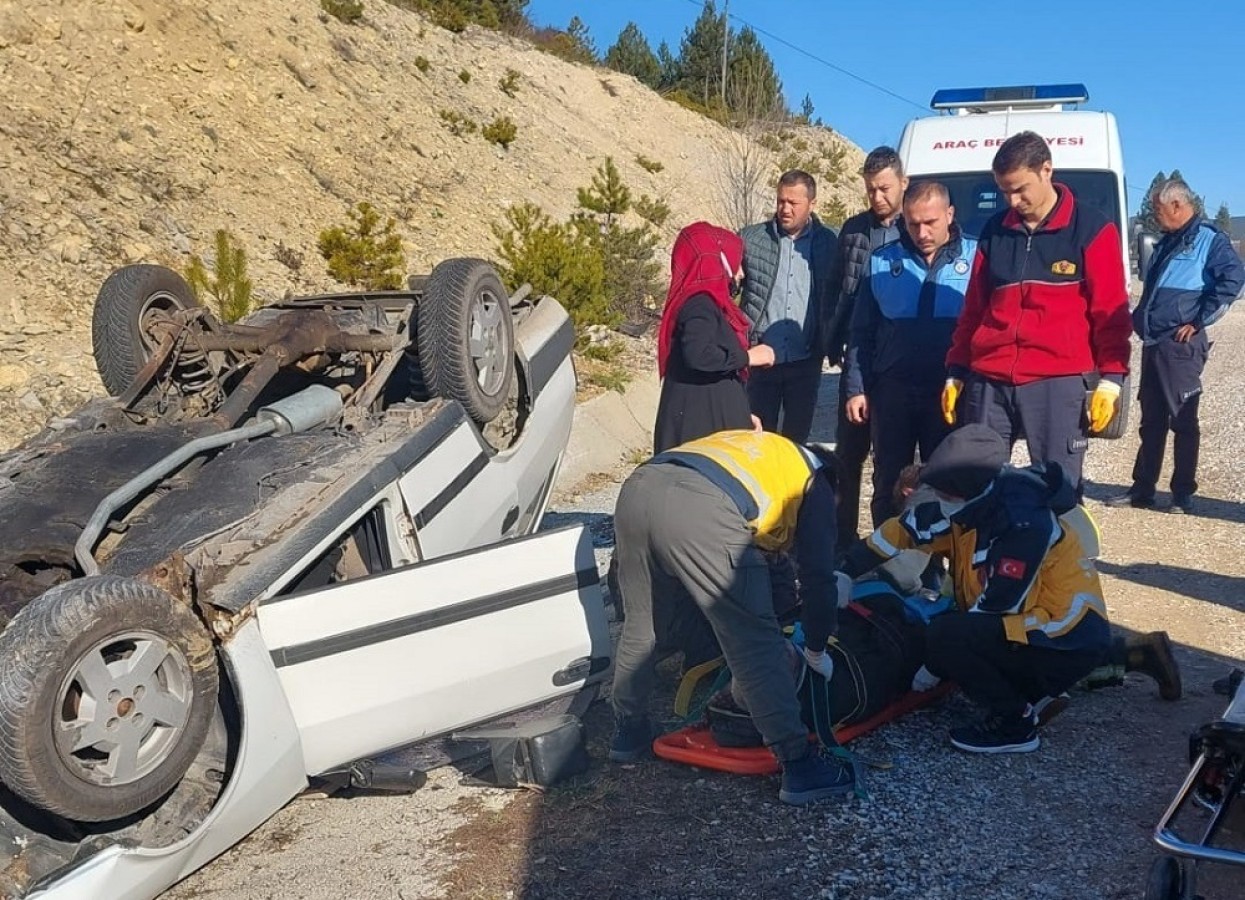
[1135, 232, 1159, 280]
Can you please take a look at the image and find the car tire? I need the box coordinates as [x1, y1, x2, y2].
[0, 576, 219, 823]
[92, 265, 201, 396]
[1143, 856, 1185, 900]
[410, 258, 515, 424]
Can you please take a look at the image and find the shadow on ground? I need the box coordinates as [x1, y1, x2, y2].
[1100, 560, 1245, 612]
[1084, 480, 1245, 526]
[438, 616, 1245, 900]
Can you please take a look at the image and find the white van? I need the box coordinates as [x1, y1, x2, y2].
[897, 84, 1130, 273]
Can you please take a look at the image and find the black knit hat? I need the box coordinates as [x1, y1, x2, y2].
[919, 424, 1008, 499]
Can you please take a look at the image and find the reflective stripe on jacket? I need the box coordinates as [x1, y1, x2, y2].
[850, 466, 1111, 651]
[651, 430, 816, 552]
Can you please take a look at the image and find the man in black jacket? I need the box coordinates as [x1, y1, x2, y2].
[739, 170, 838, 443]
[824, 147, 907, 553]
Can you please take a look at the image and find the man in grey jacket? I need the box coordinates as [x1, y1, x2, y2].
[739, 170, 838, 442]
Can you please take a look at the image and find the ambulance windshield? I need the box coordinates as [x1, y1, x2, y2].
[921, 171, 1123, 240]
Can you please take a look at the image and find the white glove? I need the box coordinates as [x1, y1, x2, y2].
[803, 647, 834, 680]
[834, 570, 853, 609]
[911, 665, 941, 692]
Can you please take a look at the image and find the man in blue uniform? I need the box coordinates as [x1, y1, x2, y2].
[844, 181, 975, 526]
[1108, 177, 1244, 513]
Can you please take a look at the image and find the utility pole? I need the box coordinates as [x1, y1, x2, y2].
[720, 0, 729, 107]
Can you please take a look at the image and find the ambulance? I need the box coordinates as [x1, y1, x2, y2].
[897, 84, 1131, 273]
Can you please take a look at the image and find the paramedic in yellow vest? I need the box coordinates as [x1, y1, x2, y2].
[608, 429, 854, 805]
[840, 424, 1112, 754]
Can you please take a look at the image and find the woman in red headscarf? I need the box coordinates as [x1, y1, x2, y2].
[653, 222, 774, 452]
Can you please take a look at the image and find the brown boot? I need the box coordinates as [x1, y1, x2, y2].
[1125, 631, 1182, 701]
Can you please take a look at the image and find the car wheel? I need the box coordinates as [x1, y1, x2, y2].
[410, 258, 515, 424]
[92, 265, 201, 396]
[0, 576, 219, 823]
[1143, 856, 1185, 900]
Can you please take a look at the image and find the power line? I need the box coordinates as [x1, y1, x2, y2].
[681, 0, 928, 113]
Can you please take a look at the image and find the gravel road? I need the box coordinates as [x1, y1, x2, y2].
[170, 306, 1245, 900]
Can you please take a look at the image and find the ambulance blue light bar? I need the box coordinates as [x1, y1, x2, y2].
[930, 84, 1089, 110]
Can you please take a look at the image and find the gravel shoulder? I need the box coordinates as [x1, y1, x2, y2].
[170, 309, 1245, 900]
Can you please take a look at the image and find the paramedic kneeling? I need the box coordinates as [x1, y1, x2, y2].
[840, 424, 1111, 754]
[608, 429, 854, 804]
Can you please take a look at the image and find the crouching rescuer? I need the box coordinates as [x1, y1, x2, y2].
[608, 430, 855, 804]
[840, 424, 1112, 753]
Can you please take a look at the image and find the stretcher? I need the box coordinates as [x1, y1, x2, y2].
[653, 682, 953, 775]
[1147, 675, 1245, 899]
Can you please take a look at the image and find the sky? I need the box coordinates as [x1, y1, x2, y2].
[526, 0, 1245, 219]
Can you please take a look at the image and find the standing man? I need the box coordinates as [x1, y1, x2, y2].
[944, 131, 1132, 490]
[824, 147, 907, 552]
[844, 181, 976, 526]
[739, 170, 838, 443]
[607, 430, 855, 805]
[1108, 177, 1244, 513]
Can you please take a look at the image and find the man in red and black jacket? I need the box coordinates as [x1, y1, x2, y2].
[943, 131, 1132, 489]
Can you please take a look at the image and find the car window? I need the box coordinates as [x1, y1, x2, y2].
[280, 506, 392, 596]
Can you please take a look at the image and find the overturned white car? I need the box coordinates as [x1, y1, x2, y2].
[0, 260, 610, 898]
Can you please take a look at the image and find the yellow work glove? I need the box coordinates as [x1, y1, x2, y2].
[941, 378, 963, 426]
[1089, 380, 1121, 433]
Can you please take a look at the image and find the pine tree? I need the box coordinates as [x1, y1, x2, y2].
[1215, 202, 1232, 233]
[726, 26, 784, 123]
[317, 202, 406, 291]
[605, 22, 661, 88]
[676, 1, 727, 106]
[490, 0, 530, 30]
[565, 16, 597, 64]
[492, 202, 611, 330]
[574, 159, 663, 324]
[576, 157, 631, 226]
[656, 40, 680, 91]
[799, 93, 815, 124]
[1135, 171, 1166, 233]
[186, 229, 254, 323]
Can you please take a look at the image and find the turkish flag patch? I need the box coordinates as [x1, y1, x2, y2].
[997, 558, 1027, 579]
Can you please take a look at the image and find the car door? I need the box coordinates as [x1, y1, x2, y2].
[396, 417, 520, 559]
[256, 524, 611, 777]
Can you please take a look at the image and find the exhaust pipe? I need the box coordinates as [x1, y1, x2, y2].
[75, 386, 343, 576]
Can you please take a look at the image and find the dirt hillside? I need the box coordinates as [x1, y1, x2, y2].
[0, 0, 863, 448]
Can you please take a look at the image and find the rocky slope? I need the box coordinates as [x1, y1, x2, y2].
[0, 0, 863, 448]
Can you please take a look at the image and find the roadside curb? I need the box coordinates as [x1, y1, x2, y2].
[553, 372, 659, 497]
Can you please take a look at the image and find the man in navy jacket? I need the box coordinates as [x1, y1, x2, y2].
[1108, 178, 1244, 513]
[844, 181, 976, 526]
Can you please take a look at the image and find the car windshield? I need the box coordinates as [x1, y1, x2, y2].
[917, 171, 1123, 240]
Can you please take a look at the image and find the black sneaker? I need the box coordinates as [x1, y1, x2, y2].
[1032, 693, 1071, 727]
[1126, 631, 1183, 700]
[778, 749, 855, 805]
[1104, 491, 1156, 509]
[949, 712, 1039, 754]
[608, 717, 653, 763]
[1168, 494, 1195, 515]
